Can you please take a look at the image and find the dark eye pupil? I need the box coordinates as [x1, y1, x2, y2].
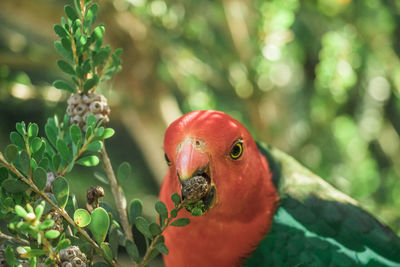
[232, 144, 241, 156]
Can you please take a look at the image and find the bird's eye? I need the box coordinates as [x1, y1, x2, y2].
[230, 140, 243, 160]
[164, 153, 172, 166]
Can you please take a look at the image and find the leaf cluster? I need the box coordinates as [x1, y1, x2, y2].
[124, 193, 190, 266]
[53, 0, 122, 94]
[6, 201, 71, 266]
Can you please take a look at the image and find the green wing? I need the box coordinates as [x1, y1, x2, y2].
[244, 143, 400, 267]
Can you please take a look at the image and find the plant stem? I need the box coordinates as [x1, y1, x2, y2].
[0, 232, 29, 246]
[100, 145, 136, 266]
[0, 154, 118, 267]
[138, 202, 186, 267]
[100, 145, 134, 243]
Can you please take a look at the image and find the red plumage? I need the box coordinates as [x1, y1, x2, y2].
[159, 110, 279, 267]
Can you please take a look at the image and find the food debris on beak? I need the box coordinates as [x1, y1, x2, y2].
[181, 176, 210, 202]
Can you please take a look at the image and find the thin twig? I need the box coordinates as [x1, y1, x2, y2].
[0, 232, 29, 246]
[100, 145, 134, 242]
[0, 154, 118, 267]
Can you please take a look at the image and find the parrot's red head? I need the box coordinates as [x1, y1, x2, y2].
[163, 110, 275, 220]
[160, 110, 278, 267]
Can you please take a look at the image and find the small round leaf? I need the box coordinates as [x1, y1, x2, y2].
[45, 230, 60, 239]
[90, 207, 110, 244]
[170, 218, 190, 227]
[74, 209, 91, 227]
[52, 177, 69, 209]
[5, 144, 18, 162]
[76, 155, 99, 166]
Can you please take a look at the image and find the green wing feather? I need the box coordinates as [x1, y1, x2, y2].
[244, 143, 400, 267]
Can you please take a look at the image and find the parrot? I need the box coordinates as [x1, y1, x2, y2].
[159, 110, 400, 267]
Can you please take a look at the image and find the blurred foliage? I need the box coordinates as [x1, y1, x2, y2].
[0, 0, 400, 240]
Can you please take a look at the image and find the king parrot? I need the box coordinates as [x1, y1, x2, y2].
[159, 110, 400, 267]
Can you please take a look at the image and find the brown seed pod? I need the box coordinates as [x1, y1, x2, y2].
[87, 186, 105, 206]
[181, 176, 210, 201]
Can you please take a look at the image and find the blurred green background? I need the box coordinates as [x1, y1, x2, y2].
[0, 0, 400, 238]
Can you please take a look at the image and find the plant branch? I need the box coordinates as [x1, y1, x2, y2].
[100, 145, 134, 243]
[0, 153, 118, 267]
[138, 202, 186, 267]
[0, 232, 29, 246]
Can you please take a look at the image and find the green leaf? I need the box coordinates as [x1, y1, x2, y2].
[171, 193, 181, 206]
[155, 201, 168, 226]
[125, 240, 139, 262]
[74, 209, 91, 227]
[30, 157, 38, 170]
[86, 4, 98, 26]
[135, 217, 152, 239]
[45, 229, 60, 239]
[93, 49, 110, 66]
[19, 150, 30, 175]
[128, 199, 142, 225]
[83, 75, 99, 92]
[56, 238, 71, 251]
[5, 144, 18, 162]
[64, 5, 78, 21]
[149, 223, 162, 237]
[35, 203, 44, 218]
[15, 205, 27, 218]
[101, 242, 113, 262]
[117, 162, 131, 183]
[52, 154, 61, 171]
[90, 207, 110, 244]
[54, 24, 68, 38]
[45, 123, 57, 147]
[76, 155, 99, 166]
[53, 80, 75, 93]
[1, 179, 29, 193]
[170, 217, 190, 227]
[86, 140, 103, 152]
[0, 167, 8, 180]
[70, 125, 82, 145]
[102, 128, 115, 139]
[155, 242, 169, 255]
[54, 41, 74, 62]
[56, 139, 71, 162]
[93, 25, 105, 43]
[190, 207, 203, 217]
[25, 249, 47, 257]
[31, 137, 43, 153]
[40, 219, 55, 230]
[16, 122, 26, 136]
[57, 60, 75, 75]
[86, 114, 97, 128]
[10, 131, 25, 150]
[5, 246, 16, 266]
[109, 228, 119, 259]
[73, 0, 81, 15]
[38, 158, 50, 170]
[95, 127, 105, 137]
[52, 177, 69, 209]
[28, 123, 39, 138]
[94, 171, 109, 185]
[33, 167, 47, 191]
